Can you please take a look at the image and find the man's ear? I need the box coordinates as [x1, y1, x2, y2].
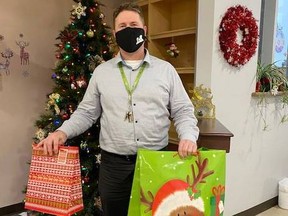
[144, 26, 147, 36]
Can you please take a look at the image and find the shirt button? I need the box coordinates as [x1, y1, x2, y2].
[133, 103, 136, 106]
[135, 120, 138, 123]
[136, 138, 139, 141]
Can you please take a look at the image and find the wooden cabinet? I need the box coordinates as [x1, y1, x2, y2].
[137, 0, 198, 143]
[168, 119, 234, 153]
[137, 0, 197, 97]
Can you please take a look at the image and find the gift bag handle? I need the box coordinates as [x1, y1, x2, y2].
[173, 151, 199, 158]
[32, 144, 68, 164]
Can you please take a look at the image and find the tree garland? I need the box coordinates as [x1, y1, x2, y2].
[219, 5, 259, 67]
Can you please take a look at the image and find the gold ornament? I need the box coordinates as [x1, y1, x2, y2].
[86, 29, 94, 38]
[46, 93, 61, 114]
[190, 84, 216, 119]
[36, 128, 46, 141]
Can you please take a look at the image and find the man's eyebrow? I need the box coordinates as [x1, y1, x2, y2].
[117, 21, 139, 26]
[131, 21, 140, 24]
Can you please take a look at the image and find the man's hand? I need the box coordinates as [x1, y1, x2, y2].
[178, 139, 198, 158]
[35, 130, 67, 156]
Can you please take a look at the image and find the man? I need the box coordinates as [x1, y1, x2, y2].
[36, 2, 199, 216]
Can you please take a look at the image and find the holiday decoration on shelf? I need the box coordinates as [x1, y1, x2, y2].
[219, 5, 259, 67]
[27, 1, 115, 216]
[166, 42, 180, 58]
[190, 84, 216, 119]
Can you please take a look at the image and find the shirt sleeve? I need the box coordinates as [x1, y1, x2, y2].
[168, 65, 199, 143]
[57, 69, 101, 139]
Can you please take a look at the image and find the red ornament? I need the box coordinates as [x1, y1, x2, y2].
[62, 113, 69, 120]
[219, 5, 259, 67]
[84, 176, 90, 183]
[76, 76, 87, 88]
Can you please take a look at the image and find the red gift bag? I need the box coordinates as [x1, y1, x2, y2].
[25, 146, 84, 216]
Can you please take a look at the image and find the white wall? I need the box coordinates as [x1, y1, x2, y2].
[196, 0, 288, 215]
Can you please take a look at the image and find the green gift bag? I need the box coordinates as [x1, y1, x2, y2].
[128, 149, 226, 216]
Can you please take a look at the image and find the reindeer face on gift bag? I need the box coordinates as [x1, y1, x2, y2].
[137, 152, 225, 216]
[128, 150, 226, 216]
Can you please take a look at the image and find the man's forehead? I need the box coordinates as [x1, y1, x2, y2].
[116, 11, 141, 21]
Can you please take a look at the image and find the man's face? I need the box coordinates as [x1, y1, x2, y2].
[114, 10, 146, 33]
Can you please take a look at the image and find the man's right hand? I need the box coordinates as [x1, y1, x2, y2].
[35, 130, 68, 156]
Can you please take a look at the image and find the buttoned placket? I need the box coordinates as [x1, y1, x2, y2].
[123, 64, 141, 144]
[130, 67, 140, 143]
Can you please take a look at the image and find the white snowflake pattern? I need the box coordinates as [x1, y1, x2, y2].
[72, 2, 87, 19]
[22, 70, 30, 77]
[95, 153, 101, 164]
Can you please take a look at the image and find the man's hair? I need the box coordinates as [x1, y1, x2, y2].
[113, 2, 145, 27]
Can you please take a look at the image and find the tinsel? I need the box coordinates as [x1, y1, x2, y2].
[219, 5, 259, 67]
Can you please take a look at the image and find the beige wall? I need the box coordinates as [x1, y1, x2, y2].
[0, 0, 117, 208]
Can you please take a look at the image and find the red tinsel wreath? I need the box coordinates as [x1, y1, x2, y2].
[219, 5, 259, 67]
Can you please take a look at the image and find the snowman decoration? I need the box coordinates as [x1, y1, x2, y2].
[141, 154, 214, 216]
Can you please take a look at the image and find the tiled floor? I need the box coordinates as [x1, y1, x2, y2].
[5, 206, 288, 216]
[256, 206, 288, 216]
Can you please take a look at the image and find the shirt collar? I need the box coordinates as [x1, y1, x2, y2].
[114, 49, 151, 67]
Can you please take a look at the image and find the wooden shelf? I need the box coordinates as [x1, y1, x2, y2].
[251, 91, 287, 97]
[150, 0, 184, 3]
[150, 0, 165, 3]
[150, 27, 196, 40]
[176, 67, 195, 74]
[136, 0, 148, 6]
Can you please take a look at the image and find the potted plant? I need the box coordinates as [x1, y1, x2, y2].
[255, 61, 288, 129]
[256, 61, 288, 94]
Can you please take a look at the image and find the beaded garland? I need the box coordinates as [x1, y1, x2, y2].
[219, 5, 259, 67]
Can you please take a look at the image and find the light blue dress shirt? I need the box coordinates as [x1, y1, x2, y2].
[58, 50, 199, 155]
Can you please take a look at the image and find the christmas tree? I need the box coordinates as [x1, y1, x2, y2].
[32, 0, 114, 215]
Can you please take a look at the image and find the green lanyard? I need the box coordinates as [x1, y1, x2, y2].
[118, 61, 147, 122]
[118, 61, 147, 96]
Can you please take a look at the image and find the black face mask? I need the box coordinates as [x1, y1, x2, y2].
[115, 27, 145, 53]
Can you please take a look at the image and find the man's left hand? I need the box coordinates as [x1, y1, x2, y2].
[178, 139, 197, 158]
